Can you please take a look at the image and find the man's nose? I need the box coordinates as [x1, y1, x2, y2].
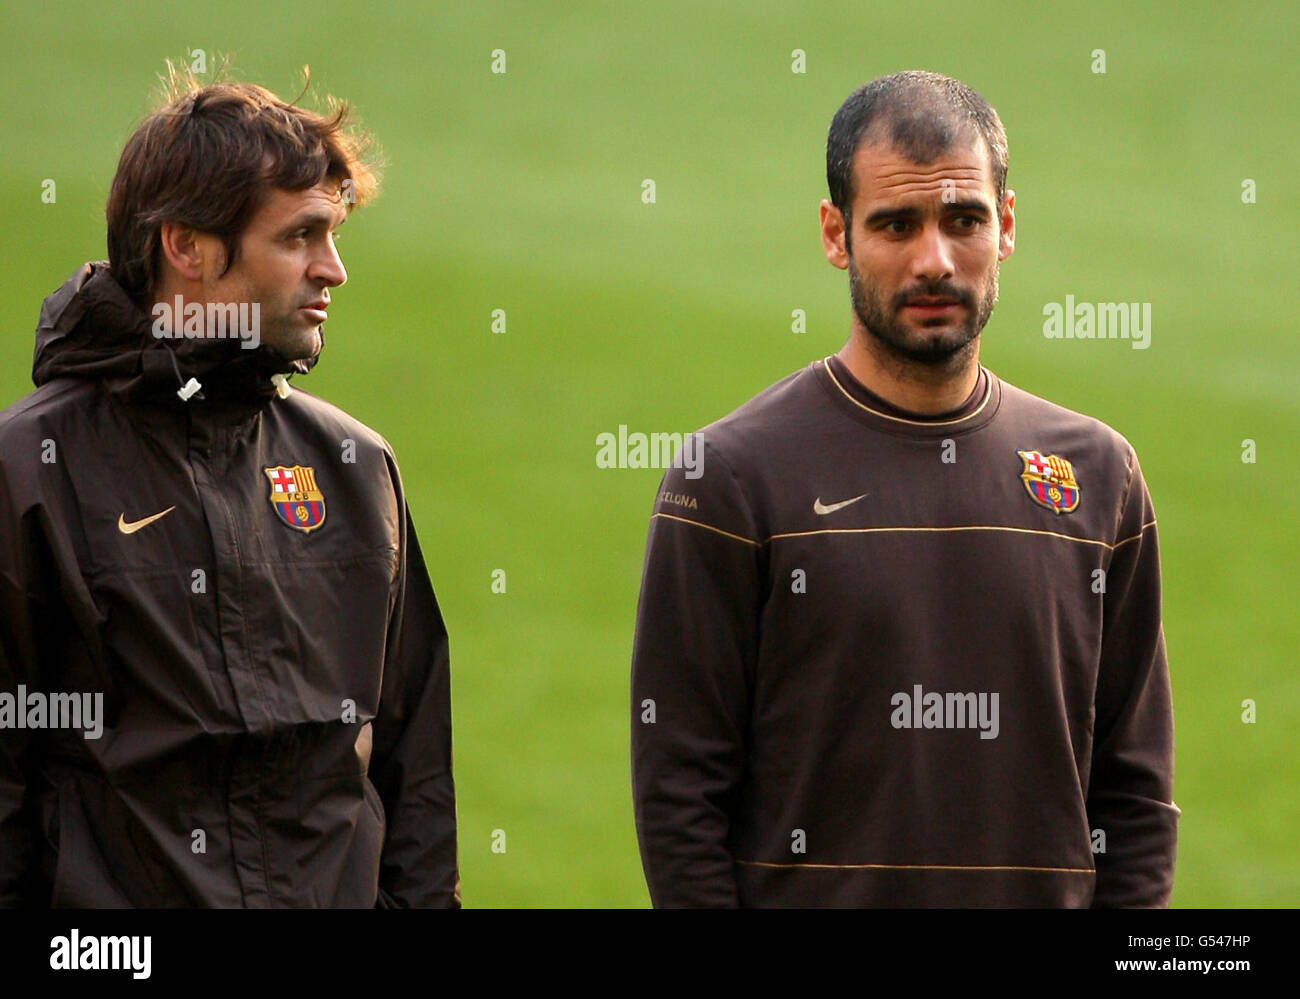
[910, 222, 955, 284]
[312, 238, 348, 288]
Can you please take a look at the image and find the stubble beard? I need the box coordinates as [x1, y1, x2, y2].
[260, 315, 322, 362]
[205, 270, 322, 362]
[848, 253, 998, 369]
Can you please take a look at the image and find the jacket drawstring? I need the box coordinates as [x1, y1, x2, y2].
[161, 337, 293, 402]
[165, 347, 204, 402]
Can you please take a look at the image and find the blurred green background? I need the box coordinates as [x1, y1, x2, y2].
[1, 1, 1295, 907]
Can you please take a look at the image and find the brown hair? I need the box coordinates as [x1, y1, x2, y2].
[107, 59, 381, 302]
[827, 71, 1007, 235]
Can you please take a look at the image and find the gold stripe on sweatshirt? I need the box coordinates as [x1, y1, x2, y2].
[655, 512, 1158, 553]
[650, 513, 762, 547]
[736, 859, 1094, 874]
[768, 521, 1157, 551]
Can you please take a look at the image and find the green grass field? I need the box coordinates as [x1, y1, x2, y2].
[1, 1, 1296, 907]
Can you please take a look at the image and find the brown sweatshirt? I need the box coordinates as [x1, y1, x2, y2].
[630, 357, 1177, 907]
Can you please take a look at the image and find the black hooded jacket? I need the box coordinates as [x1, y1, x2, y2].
[0, 262, 459, 907]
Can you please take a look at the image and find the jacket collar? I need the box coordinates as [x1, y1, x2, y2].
[32, 261, 322, 419]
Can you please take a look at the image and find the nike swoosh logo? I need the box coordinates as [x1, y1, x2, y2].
[118, 506, 176, 534]
[813, 494, 868, 516]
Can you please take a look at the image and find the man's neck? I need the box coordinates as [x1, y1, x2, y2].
[836, 327, 981, 415]
[149, 275, 202, 317]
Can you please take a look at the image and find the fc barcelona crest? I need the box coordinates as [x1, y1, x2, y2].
[1017, 450, 1080, 515]
[264, 465, 326, 533]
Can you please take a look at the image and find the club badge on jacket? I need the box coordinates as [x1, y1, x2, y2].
[264, 464, 327, 533]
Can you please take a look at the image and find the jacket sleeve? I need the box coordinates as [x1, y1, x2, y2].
[1087, 448, 1179, 907]
[369, 456, 459, 908]
[630, 438, 762, 908]
[0, 456, 50, 907]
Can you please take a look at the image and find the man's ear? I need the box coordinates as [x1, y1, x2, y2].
[156, 222, 208, 282]
[820, 200, 850, 270]
[997, 189, 1015, 261]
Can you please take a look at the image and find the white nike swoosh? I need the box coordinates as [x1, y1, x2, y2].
[118, 506, 176, 535]
[813, 494, 868, 516]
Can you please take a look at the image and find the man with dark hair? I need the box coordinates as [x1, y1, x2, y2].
[631, 70, 1177, 907]
[0, 66, 459, 907]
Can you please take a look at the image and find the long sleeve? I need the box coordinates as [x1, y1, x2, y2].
[630, 440, 763, 908]
[1087, 449, 1179, 907]
[0, 458, 50, 907]
[370, 485, 460, 909]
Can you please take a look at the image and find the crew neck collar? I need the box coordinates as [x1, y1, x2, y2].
[815, 355, 1001, 439]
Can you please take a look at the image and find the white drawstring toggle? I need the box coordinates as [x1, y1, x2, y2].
[176, 377, 202, 402]
[270, 373, 293, 399]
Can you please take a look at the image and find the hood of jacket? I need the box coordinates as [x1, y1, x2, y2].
[32, 260, 322, 412]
